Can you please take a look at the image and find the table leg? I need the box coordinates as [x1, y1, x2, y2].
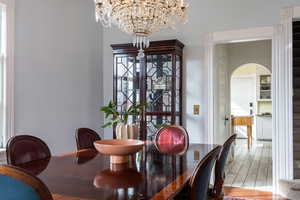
[247, 125, 250, 149]
[249, 125, 252, 148]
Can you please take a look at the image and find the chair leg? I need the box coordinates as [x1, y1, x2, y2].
[211, 178, 224, 200]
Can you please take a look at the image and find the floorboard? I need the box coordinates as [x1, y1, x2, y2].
[224, 139, 273, 192]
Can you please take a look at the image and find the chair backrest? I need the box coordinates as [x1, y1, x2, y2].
[0, 164, 53, 200]
[215, 134, 237, 188]
[189, 146, 222, 200]
[6, 135, 51, 166]
[155, 142, 188, 155]
[75, 128, 101, 150]
[155, 125, 189, 150]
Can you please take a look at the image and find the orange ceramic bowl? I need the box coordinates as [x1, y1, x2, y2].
[93, 139, 145, 163]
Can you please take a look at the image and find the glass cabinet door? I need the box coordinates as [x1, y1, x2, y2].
[114, 55, 140, 124]
[175, 55, 182, 125]
[145, 54, 174, 136]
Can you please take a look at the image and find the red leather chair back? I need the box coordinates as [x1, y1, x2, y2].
[155, 125, 189, 153]
[75, 128, 101, 150]
[6, 135, 51, 166]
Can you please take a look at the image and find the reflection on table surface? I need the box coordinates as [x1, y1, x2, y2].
[16, 143, 216, 200]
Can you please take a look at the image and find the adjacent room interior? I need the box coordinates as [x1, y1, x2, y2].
[214, 40, 273, 191]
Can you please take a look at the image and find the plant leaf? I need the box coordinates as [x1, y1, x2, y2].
[101, 121, 113, 128]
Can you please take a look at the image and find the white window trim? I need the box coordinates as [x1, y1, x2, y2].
[1, 0, 14, 146]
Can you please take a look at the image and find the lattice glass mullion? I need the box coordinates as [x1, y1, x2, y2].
[145, 54, 173, 135]
[116, 55, 140, 124]
[175, 55, 181, 114]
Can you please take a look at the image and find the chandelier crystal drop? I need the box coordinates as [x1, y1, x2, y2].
[94, 0, 188, 59]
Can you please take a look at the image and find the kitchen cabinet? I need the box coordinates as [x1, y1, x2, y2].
[256, 116, 272, 140]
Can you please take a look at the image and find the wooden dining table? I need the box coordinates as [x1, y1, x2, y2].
[16, 142, 216, 200]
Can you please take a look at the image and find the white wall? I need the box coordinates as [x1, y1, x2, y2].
[231, 76, 256, 116]
[214, 44, 230, 145]
[14, 0, 103, 154]
[102, 0, 300, 142]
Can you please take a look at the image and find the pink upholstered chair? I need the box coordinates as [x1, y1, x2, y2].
[154, 125, 189, 154]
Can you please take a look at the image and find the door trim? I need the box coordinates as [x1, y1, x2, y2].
[205, 26, 273, 145]
[204, 8, 295, 191]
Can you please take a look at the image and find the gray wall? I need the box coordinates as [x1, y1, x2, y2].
[14, 0, 103, 154]
[102, 0, 300, 142]
[228, 40, 272, 74]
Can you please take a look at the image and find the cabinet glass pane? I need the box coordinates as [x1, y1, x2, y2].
[146, 115, 171, 136]
[115, 55, 140, 123]
[146, 54, 172, 112]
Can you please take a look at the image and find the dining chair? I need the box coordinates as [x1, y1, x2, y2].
[75, 128, 101, 150]
[155, 125, 189, 150]
[6, 135, 51, 166]
[210, 134, 237, 199]
[189, 146, 222, 200]
[0, 164, 53, 200]
[174, 145, 222, 200]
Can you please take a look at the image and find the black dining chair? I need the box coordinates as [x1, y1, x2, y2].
[75, 128, 101, 150]
[6, 135, 51, 166]
[210, 134, 237, 199]
[0, 164, 53, 200]
[175, 145, 222, 200]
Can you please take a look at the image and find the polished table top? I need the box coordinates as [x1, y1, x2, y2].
[17, 143, 216, 200]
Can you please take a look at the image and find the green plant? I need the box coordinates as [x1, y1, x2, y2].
[154, 123, 169, 129]
[101, 101, 147, 128]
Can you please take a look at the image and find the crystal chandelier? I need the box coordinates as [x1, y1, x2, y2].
[94, 0, 188, 58]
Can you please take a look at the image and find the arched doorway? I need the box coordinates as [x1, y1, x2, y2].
[229, 63, 272, 191]
[231, 63, 271, 139]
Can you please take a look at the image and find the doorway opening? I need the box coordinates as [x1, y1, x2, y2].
[213, 40, 273, 191]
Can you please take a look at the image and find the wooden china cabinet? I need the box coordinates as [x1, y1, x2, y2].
[111, 40, 184, 140]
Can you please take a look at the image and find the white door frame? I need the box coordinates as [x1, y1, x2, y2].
[205, 6, 297, 192]
[205, 26, 273, 144]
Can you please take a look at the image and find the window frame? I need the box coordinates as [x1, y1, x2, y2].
[0, 0, 14, 148]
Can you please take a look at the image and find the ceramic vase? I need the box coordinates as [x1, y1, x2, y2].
[115, 124, 139, 139]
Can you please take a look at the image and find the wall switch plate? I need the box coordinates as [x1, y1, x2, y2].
[194, 151, 200, 161]
[193, 105, 200, 115]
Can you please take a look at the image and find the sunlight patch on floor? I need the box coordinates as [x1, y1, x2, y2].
[224, 139, 273, 192]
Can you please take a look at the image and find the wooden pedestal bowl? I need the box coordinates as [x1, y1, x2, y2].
[93, 139, 145, 164]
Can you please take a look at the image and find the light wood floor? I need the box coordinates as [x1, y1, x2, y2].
[224, 187, 287, 200]
[224, 139, 273, 192]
